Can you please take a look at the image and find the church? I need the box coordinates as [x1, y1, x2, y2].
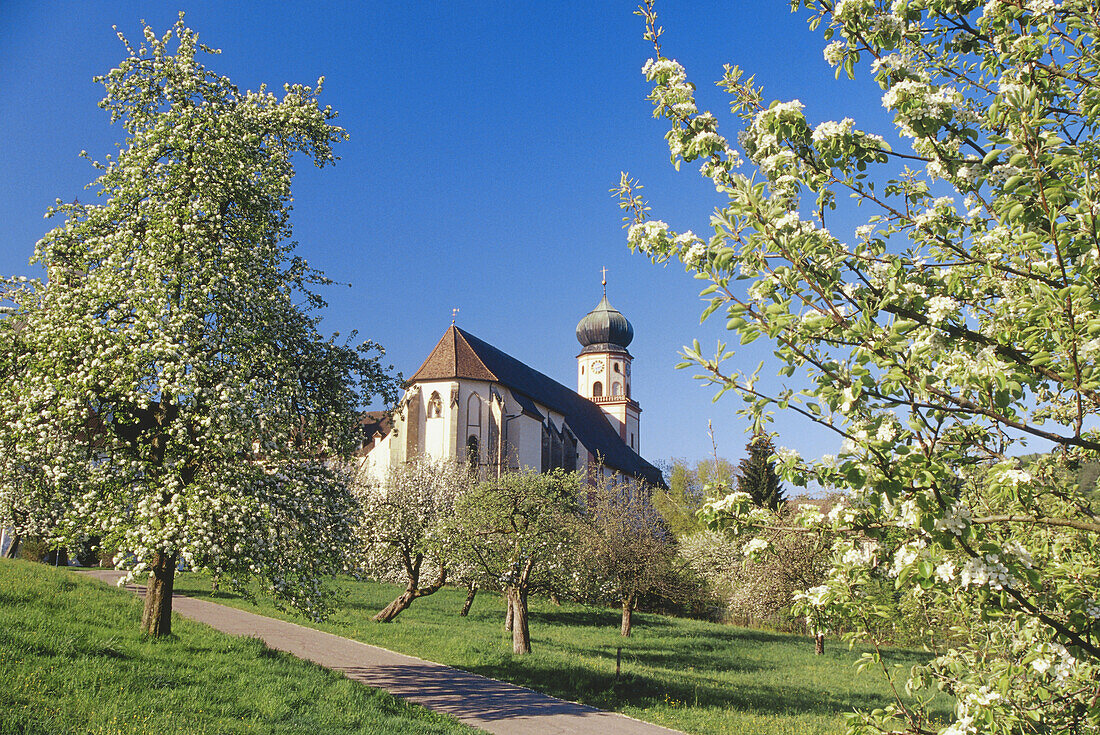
[358, 286, 665, 488]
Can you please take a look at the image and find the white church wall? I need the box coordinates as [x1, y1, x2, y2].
[508, 411, 542, 471]
[419, 380, 453, 462]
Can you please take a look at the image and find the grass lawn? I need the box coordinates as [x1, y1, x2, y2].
[172, 574, 953, 735]
[0, 559, 479, 735]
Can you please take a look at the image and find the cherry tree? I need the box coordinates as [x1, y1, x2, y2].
[620, 1, 1100, 732]
[0, 17, 399, 636]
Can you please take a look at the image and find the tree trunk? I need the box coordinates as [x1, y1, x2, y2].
[504, 589, 514, 631]
[374, 588, 417, 622]
[511, 587, 531, 654]
[45, 547, 68, 566]
[141, 551, 177, 637]
[460, 584, 477, 617]
[2, 532, 20, 559]
[374, 564, 446, 622]
[621, 592, 635, 637]
[814, 632, 825, 655]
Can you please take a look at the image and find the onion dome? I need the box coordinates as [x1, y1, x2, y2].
[576, 294, 634, 351]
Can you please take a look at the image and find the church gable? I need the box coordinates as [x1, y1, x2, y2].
[408, 327, 497, 383]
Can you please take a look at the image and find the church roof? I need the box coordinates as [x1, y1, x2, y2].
[409, 326, 497, 383]
[408, 326, 665, 488]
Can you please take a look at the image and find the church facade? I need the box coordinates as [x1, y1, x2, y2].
[359, 292, 665, 488]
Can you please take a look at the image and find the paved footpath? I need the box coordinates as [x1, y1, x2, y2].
[81, 570, 683, 735]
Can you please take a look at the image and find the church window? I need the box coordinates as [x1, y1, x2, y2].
[466, 435, 479, 468]
[466, 393, 481, 428]
[613, 363, 621, 373]
[592, 381, 603, 397]
[612, 382, 622, 396]
[427, 391, 443, 418]
[630, 432, 634, 449]
[580, 365, 584, 375]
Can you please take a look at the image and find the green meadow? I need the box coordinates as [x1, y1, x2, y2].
[173, 574, 953, 735]
[0, 559, 478, 735]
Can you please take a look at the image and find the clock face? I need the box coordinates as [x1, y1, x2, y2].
[625, 362, 631, 377]
[592, 361, 604, 375]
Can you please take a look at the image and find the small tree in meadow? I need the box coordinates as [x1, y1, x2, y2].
[576, 473, 674, 636]
[352, 457, 474, 622]
[452, 469, 578, 654]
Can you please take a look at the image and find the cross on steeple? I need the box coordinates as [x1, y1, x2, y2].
[451, 307, 460, 325]
[601, 266, 608, 296]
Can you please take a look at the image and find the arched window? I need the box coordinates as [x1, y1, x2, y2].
[592, 381, 603, 397]
[466, 435, 480, 468]
[466, 393, 481, 428]
[580, 365, 585, 375]
[427, 391, 443, 418]
[612, 382, 622, 396]
[613, 363, 621, 373]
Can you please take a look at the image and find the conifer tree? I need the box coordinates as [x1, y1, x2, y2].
[736, 434, 785, 512]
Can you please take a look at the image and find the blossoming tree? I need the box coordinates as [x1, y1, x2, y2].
[575, 473, 674, 637]
[352, 457, 474, 622]
[0, 17, 399, 636]
[451, 469, 579, 654]
[619, 1, 1100, 732]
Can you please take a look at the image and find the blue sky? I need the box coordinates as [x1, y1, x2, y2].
[0, 2, 896, 473]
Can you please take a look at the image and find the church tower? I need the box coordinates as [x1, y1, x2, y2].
[576, 277, 641, 454]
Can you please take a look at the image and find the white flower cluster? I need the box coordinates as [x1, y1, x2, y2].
[1031, 641, 1076, 679]
[705, 490, 753, 515]
[673, 231, 706, 266]
[833, 0, 875, 23]
[960, 553, 1013, 589]
[747, 275, 780, 302]
[742, 537, 770, 559]
[981, 0, 1004, 21]
[1001, 540, 1034, 568]
[795, 503, 825, 527]
[626, 219, 670, 254]
[935, 559, 957, 584]
[811, 117, 855, 144]
[926, 295, 959, 324]
[823, 41, 846, 66]
[945, 685, 1001, 735]
[987, 162, 1022, 187]
[994, 465, 1033, 488]
[841, 540, 878, 567]
[890, 540, 926, 577]
[933, 502, 971, 536]
[775, 446, 801, 464]
[828, 502, 859, 526]
[881, 80, 964, 139]
[803, 584, 829, 606]
[1025, 0, 1057, 14]
[642, 57, 697, 118]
